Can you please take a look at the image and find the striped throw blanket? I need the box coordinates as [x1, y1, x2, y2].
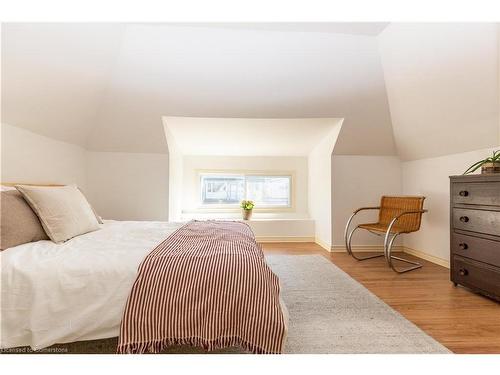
[117, 220, 288, 354]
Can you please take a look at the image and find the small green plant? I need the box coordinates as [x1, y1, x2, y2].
[240, 200, 255, 211]
[463, 150, 500, 174]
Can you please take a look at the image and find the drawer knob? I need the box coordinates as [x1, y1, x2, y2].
[459, 216, 469, 223]
[459, 190, 469, 197]
[458, 242, 468, 250]
[459, 268, 468, 276]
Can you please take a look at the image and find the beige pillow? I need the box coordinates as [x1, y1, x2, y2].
[78, 187, 103, 224]
[15, 185, 100, 243]
[0, 190, 50, 250]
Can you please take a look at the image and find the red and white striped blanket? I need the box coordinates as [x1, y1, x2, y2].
[117, 220, 288, 354]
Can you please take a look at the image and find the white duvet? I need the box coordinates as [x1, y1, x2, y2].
[0, 220, 184, 350]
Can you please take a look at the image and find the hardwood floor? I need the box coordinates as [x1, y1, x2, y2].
[261, 242, 500, 354]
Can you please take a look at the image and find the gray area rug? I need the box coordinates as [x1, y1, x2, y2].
[266, 255, 451, 354]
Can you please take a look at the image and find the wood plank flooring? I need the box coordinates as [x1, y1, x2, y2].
[261, 242, 500, 354]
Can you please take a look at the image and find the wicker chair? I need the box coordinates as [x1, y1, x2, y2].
[344, 196, 428, 273]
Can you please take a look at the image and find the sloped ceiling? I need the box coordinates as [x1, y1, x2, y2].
[163, 117, 343, 156]
[2, 23, 396, 155]
[378, 23, 499, 161]
[1, 23, 125, 146]
[180, 23, 389, 35]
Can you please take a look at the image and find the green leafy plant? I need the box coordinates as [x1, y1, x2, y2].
[240, 200, 255, 211]
[463, 150, 500, 175]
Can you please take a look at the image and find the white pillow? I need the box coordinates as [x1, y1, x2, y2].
[15, 184, 100, 243]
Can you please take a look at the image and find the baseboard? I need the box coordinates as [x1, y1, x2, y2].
[403, 246, 450, 269]
[330, 245, 404, 253]
[315, 238, 332, 251]
[329, 244, 450, 269]
[257, 236, 315, 243]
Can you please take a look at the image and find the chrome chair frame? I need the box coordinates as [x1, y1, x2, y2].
[383, 210, 427, 273]
[344, 207, 428, 273]
[344, 207, 384, 261]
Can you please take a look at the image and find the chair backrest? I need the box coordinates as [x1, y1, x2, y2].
[378, 196, 426, 233]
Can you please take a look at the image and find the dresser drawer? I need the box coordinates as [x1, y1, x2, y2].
[452, 208, 500, 237]
[451, 233, 500, 267]
[452, 256, 500, 298]
[452, 182, 500, 206]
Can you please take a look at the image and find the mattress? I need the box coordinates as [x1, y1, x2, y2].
[0, 220, 184, 350]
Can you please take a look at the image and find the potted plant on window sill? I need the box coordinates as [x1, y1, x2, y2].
[463, 150, 500, 175]
[241, 200, 255, 220]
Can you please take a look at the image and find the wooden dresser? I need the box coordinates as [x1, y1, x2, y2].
[450, 174, 500, 301]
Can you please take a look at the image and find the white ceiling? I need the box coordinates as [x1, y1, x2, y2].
[2, 23, 396, 155]
[6, 23, 495, 160]
[163, 117, 343, 156]
[379, 23, 499, 160]
[177, 23, 389, 36]
[1, 23, 125, 146]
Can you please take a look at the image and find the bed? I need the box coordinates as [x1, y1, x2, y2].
[1, 219, 288, 353]
[1, 220, 184, 350]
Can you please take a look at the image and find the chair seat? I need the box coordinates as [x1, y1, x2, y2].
[358, 222, 410, 234]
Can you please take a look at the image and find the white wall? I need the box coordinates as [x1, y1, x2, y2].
[164, 122, 183, 221]
[379, 23, 499, 161]
[1, 124, 169, 221]
[308, 121, 343, 248]
[247, 219, 314, 241]
[181, 155, 309, 219]
[85, 151, 169, 221]
[1, 123, 87, 188]
[331, 155, 402, 248]
[401, 147, 500, 265]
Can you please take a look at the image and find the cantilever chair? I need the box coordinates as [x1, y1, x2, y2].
[344, 196, 427, 273]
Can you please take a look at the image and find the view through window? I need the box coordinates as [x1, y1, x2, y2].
[200, 173, 291, 208]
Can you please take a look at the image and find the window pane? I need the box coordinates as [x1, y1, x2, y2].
[246, 176, 290, 207]
[201, 175, 244, 204]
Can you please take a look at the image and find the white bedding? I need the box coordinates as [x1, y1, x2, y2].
[0, 220, 184, 350]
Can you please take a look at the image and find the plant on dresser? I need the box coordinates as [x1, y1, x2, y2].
[450, 174, 500, 301]
[463, 150, 500, 175]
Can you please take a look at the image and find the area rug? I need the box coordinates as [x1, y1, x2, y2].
[266, 254, 451, 354]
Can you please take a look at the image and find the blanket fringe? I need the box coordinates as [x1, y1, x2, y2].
[117, 335, 278, 354]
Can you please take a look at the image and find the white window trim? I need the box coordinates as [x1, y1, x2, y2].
[196, 169, 296, 212]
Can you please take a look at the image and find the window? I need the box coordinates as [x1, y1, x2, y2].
[200, 173, 292, 208]
[201, 175, 245, 204]
[246, 176, 290, 207]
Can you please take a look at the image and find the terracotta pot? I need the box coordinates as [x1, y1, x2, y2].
[481, 162, 500, 174]
[242, 209, 253, 220]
